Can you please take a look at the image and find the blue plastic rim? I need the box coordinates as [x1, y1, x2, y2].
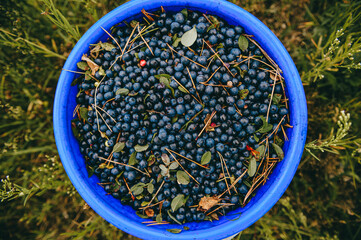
[53, 0, 307, 239]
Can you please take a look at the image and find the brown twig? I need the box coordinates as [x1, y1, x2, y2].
[203, 39, 235, 77]
[146, 180, 165, 207]
[123, 177, 135, 201]
[99, 157, 150, 176]
[166, 43, 207, 69]
[165, 148, 208, 169]
[196, 110, 216, 140]
[167, 150, 200, 184]
[100, 26, 123, 53]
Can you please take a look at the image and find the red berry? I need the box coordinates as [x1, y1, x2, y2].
[140, 59, 146, 67]
[210, 123, 217, 127]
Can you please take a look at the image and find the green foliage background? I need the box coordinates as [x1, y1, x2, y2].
[1, 0, 360, 239]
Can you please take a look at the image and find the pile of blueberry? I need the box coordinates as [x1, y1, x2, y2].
[72, 8, 289, 225]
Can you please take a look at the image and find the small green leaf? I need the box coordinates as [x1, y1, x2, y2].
[98, 66, 105, 76]
[161, 153, 171, 165]
[173, 37, 182, 47]
[178, 85, 188, 93]
[132, 186, 144, 196]
[77, 61, 88, 70]
[136, 211, 149, 219]
[141, 201, 149, 207]
[134, 144, 149, 152]
[144, 93, 150, 103]
[167, 210, 182, 225]
[154, 74, 171, 80]
[86, 165, 94, 178]
[78, 107, 89, 121]
[156, 213, 162, 223]
[271, 143, 284, 159]
[176, 171, 190, 185]
[238, 35, 249, 51]
[180, 8, 188, 19]
[272, 94, 282, 105]
[167, 229, 182, 234]
[172, 115, 178, 123]
[113, 142, 125, 153]
[239, 89, 249, 99]
[159, 76, 170, 86]
[147, 183, 154, 194]
[171, 194, 185, 212]
[216, 43, 224, 50]
[248, 157, 257, 177]
[128, 152, 138, 166]
[130, 20, 139, 28]
[207, 16, 220, 32]
[183, 226, 190, 230]
[253, 134, 259, 142]
[160, 77, 175, 97]
[255, 144, 266, 159]
[201, 151, 212, 165]
[169, 161, 179, 170]
[257, 116, 273, 133]
[181, 26, 197, 47]
[100, 42, 116, 51]
[116, 88, 129, 96]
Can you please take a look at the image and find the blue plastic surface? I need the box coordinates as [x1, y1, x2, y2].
[53, 0, 308, 239]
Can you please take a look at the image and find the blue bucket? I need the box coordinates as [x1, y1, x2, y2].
[53, 0, 307, 239]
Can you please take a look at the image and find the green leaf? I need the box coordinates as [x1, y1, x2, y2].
[181, 8, 188, 19]
[183, 226, 190, 230]
[216, 43, 224, 50]
[248, 157, 257, 177]
[134, 144, 149, 152]
[113, 142, 125, 153]
[173, 38, 182, 47]
[160, 77, 175, 97]
[156, 213, 162, 223]
[78, 107, 89, 121]
[271, 143, 284, 159]
[86, 165, 94, 178]
[100, 42, 116, 51]
[77, 61, 88, 70]
[235, 66, 247, 78]
[144, 93, 150, 103]
[178, 85, 188, 93]
[98, 66, 105, 76]
[132, 186, 144, 196]
[176, 171, 190, 185]
[167, 210, 182, 225]
[201, 151, 212, 165]
[239, 89, 249, 99]
[71, 119, 79, 137]
[238, 35, 249, 51]
[116, 88, 129, 96]
[255, 144, 266, 159]
[257, 116, 273, 133]
[128, 152, 138, 166]
[136, 211, 149, 219]
[172, 115, 178, 123]
[253, 134, 259, 142]
[167, 229, 182, 234]
[159, 76, 170, 86]
[171, 194, 185, 212]
[154, 74, 171, 80]
[147, 183, 154, 194]
[169, 161, 179, 170]
[181, 26, 197, 47]
[272, 94, 282, 105]
[207, 16, 220, 32]
[161, 153, 171, 165]
[130, 20, 139, 28]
